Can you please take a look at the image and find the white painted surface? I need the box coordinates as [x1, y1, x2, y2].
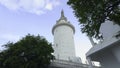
[50, 60, 90, 68]
[112, 46, 120, 63]
[53, 23, 76, 61]
[52, 11, 76, 61]
[99, 51, 120, 68]
[86, 21, 120, 68]
[86, 21, 120, 56]
[100, 21, 120, 41]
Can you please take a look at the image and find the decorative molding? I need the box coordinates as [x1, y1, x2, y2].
[52, 23, 75, 35]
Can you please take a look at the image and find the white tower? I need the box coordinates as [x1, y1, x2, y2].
[52, 10, 76, 61]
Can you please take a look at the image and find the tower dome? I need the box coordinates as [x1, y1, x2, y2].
[52, 10, 76, 61]
[52, 10, 75, 35]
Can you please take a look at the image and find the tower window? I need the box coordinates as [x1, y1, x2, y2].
[56, 44, 58, 47]
[68, 57, 72, 62]
[57, 54, 59, 59]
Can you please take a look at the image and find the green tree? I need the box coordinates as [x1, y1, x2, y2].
[0, 34, 54, 68]
[67, 0, 120, 39]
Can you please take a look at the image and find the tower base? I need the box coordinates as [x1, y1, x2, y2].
[49, 59, 99, 68]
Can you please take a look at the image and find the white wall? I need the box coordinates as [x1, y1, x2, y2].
[99, 51, 120, 68]
[98, 21, 120, 68]
[87, 21, 120, 68]
[112, 46, 120, 63]
[53, 25, 76, 61]
[100, 21, 120, 41]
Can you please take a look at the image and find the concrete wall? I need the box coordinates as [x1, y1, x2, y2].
[49, 60, 91, 68]
[87, 21, 120, 68]
[100, 21, 120, 41]
[97, 21, 120, 68]
[53, 25, 76, 61]
[98, 51, 120, 68]
[112, 46, 120, 63]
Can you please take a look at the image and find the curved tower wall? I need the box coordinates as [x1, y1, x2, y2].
[53, 24, 76, 60]
[52, 11, 76, 61]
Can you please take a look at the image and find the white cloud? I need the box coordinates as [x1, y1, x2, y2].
[0, 34, 20, 42]
[0, 0, 60, 15]
[45, 0, 60, 10]
[45, 2, 53, 10]
[0, 0, 20, 10]
[0, 34, 21, 50]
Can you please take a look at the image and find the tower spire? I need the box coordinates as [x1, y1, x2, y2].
[61, 9, 65, 18]
[59, 9, 67, 21]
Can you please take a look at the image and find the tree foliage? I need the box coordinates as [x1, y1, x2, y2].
[67, 0, 120, 39]
[0, 34, 54, 68]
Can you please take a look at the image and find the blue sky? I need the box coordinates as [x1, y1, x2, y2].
[0, 0, 92, 63]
